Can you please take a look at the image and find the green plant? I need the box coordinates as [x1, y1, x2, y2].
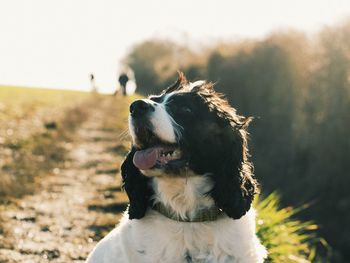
[256, 193, 328, 262]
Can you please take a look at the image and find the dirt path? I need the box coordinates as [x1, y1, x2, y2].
[0, 97, 130, 263]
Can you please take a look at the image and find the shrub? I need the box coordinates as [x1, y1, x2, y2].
[256, 193, 328, 262]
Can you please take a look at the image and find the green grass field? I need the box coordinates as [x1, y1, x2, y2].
[0, 86, 89, 117]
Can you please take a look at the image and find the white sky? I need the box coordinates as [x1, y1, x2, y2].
[0, 0, 350, 93]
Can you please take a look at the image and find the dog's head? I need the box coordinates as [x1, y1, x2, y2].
[121, 72, 258, 219]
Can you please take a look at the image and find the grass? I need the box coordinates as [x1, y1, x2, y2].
[0, 86, 89, 119]
[256, 193, 329, 262]
[0, 86, 90, 141]
[0, 86, 94, 200]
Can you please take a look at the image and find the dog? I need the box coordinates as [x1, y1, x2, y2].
[86, 72, 267, 263]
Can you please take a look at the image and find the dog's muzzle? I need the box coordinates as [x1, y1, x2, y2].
[129, 99, 186, 171]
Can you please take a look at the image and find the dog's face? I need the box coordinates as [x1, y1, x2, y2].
[122, 72, 258, 220]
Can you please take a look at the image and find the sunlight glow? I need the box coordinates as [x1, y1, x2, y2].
[0, 0, 349, 93]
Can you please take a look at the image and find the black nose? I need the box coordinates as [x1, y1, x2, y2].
[130, 100, 155, 117]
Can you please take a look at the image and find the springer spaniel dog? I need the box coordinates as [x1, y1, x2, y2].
[86, 73, 267, 263]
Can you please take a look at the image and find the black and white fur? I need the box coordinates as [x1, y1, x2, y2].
[86, 73, 267, 263]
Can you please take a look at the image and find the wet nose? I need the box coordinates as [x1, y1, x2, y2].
[129, 100, 155, 117]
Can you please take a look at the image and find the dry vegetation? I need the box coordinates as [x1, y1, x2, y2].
[0, 86, 90, 139]
[0, 88, 137, 262]
[0, 87, 92, 200]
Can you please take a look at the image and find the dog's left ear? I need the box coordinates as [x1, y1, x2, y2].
[121, 148, 151, 219]
[210, 123, 258, 219]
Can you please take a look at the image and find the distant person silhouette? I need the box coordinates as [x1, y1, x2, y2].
[90, 73, 97, 93]
[118, 72, 129, 96]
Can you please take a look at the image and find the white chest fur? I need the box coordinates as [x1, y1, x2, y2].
[86, 175, 267, 263]
[87, 209, 266, 263]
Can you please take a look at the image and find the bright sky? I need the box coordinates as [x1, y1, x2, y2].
[1, 0, 349, 93]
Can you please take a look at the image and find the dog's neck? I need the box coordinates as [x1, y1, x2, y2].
[150, 173, 216, 221]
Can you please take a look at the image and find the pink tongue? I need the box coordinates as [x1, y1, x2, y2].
[133, 147, 160, 170]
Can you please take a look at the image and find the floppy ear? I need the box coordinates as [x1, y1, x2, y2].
[121, 147, 152, 219]
[210, 126, 257, 219]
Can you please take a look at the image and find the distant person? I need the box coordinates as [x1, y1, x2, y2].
[118, 72, 129, 96]
[90, 73, 97, 93]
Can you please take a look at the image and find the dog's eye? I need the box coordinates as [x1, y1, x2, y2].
[182, 107, 192, 113]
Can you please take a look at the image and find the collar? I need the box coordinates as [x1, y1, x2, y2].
[151, 202, 224, 222]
